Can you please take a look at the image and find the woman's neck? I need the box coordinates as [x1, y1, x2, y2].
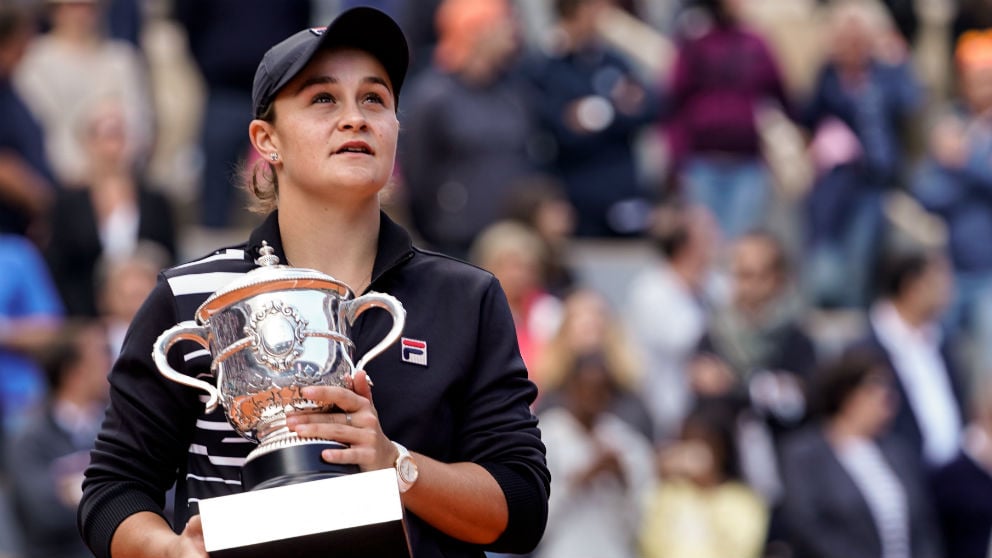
[277, 195, 381, 294]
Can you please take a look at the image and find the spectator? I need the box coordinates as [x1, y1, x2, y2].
[93, 242, 168, 361]
[0, 4, 57, 239]
[45, 98, 175, 317]
[14, 0, 153, 188]
[536, 353, 655, 558]
[853, 249, 965, 469]
[0, 234, 63, 443]
[665, 0, 791, 240]
[930, 375, 992, 558]
[470, 220, 563, 373]
[173, 0, 311, 229]
[640, 401, 768, 558]
[780, 349, 943, 558]
[503, 174, 577, 298]
[5, 320, 110, 558]
[534, 288, 652, 440]
[525, 0, 661, 237]
[399, 0, 537, 257]
[624, 203, 720, 441]
[693, 230, 815, 429]
[912, 29, 992, 374]
[801, 0, 922, 308]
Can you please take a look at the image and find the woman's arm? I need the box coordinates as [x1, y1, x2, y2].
[287, 371, 509, 544]
[111, 512, 205, 558]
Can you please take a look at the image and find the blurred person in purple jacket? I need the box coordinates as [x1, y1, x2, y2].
[665, 0, 791, 240]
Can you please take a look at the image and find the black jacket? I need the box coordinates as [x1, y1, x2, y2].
[78, 211, 550, 558]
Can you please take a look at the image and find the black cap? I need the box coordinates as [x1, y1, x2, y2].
[251, 7, 409, 118]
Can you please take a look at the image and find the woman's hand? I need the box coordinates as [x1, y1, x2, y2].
[285, 370, 398, 471]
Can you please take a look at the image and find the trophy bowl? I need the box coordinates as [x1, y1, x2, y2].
[152, 242, 405, 490]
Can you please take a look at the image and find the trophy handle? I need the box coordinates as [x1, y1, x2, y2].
[344, 292, 406, 373]
[152, 321, 222, 413]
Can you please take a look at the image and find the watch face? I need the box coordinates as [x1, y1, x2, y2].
[399, 458, 416, 481]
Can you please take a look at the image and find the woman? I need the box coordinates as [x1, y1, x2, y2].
[640, 401, 768, 558]
[536, 353, 655, 558]
[780, 349, 941, 558]
[45, 98, 176, 317]
[77, 8, 549, 558]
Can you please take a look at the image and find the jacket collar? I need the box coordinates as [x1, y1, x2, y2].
[246, 210, 415, 290]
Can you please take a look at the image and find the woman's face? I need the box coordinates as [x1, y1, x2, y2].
[263, 47, 399, 203]
[844, 372, 897, 437]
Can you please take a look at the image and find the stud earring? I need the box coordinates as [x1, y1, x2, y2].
[270, 152, 279, 162]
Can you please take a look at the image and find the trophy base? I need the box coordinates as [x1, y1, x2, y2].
[241, 441, 360, 491]
[200, 468, 411, 558]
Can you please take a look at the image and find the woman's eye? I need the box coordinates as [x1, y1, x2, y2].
[363, 92, 385, 105]
[312, 92, 335, 104]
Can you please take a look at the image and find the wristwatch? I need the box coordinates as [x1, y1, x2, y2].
[392, 441, 419, 493]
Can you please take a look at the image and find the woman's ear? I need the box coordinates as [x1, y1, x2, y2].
[249, 119, 279, 162]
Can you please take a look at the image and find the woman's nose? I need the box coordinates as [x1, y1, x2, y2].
[338, 102, 368, 130]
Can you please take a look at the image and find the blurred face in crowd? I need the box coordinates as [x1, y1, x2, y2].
[470, 15, 519, 76]
[50, 1, 102, 38]
[82, 100, 132, 171]
[840, 371, 896, 438]
[100, 259, 158, 321]
[563, 0, 609, 43]
[962, 64, 992, 114]
[560, 289, 610, 354]
[830, 9, 875, 71]
[564, 360, 615, 427]
[256, 47, 399, 205]
[489, 247, 541, 304]
[68, 323, 112, 403]
[903, 254, 953, 323]
[731, 234, 784, 317]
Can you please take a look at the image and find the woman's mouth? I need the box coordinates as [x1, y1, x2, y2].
[335, 142, 374, 155]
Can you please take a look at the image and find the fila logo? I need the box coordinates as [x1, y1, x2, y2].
[401, 338, 427, 366]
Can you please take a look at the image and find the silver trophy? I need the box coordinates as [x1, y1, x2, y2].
[152, 242, 405, 490]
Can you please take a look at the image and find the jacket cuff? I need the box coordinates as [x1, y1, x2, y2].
[78, 482, 168, 558]
[479, 461, 549, 554]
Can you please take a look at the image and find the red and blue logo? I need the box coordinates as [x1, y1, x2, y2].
[401, 338, 427, 366]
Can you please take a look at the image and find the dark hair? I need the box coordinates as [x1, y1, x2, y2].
[681, 398, 741, 481]
[0, 4, 31, 45]
[555, 0, 591, 19]
[503, 174, 568, 226]
[560, 352, 620, 395]
[877, 250, 938, 300]
[808, 348, 890, 419]
[241, 101, 280, 215]
[693, 0, 732, 25]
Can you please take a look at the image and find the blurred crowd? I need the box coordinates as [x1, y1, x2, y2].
[1, 0, 992, 557]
